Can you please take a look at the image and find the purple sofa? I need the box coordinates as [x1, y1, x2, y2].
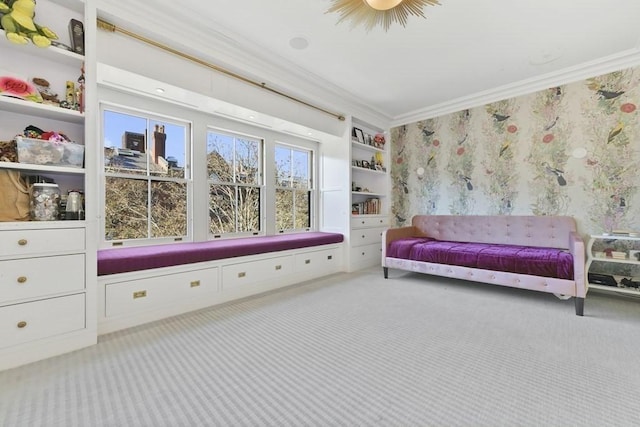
[382, 215, 586, 315]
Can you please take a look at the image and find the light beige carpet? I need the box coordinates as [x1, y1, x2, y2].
[1, 268, 640, 426]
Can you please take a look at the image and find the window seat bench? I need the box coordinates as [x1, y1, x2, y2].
[98, 232, 344, 276]
[97, 232, 344, 334]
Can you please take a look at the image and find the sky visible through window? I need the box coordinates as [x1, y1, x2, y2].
[103, 110, 187, 168]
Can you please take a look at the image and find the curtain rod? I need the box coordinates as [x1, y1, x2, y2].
[97, 18, 346, 121]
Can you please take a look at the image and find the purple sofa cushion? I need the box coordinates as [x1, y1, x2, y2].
[386, 237, 435, 259]
[388, 238, 574, 280]
[98, 232, 344, 276]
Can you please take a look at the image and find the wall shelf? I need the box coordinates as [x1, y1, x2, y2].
[0, 161, 84, 175]
[0, 96, 84, 124]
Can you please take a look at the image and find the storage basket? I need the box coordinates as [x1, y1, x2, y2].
[16, 136, 84, 168]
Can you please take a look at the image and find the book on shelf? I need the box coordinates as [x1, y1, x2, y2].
[351, 197, 380, 215]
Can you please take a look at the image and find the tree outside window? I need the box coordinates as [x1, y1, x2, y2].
[103, 109, 189, 243]
[275, 144, 313, 231]
[207, 130, 262, 236]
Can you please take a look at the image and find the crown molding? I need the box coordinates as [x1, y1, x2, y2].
[392, 47, 640, 127]
[95, 0, 392, 128]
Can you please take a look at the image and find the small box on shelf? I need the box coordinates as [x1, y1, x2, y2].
[16, 136, 84, 168]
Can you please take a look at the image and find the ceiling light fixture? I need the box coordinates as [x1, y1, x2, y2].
[326, 0, 441, 31]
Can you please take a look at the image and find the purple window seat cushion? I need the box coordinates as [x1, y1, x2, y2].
[98, 232, 344, 276]
[388, 238, 573, 280]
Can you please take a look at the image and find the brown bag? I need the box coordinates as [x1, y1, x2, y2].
[0, 169, 30, 221]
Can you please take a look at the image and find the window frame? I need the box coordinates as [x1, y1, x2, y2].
[274, 141, 315, 233]
[99, 102, 193, 248]
[206, 127, 265, 239]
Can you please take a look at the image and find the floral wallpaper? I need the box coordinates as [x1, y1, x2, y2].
[390, 65, 640, 235]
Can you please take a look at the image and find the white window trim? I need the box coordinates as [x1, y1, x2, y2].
[99, 101, 193, 248]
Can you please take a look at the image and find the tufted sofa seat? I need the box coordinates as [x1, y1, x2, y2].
[382, 215, 586, 315]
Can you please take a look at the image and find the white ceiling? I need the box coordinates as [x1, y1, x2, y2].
[101, 0, 640, 125]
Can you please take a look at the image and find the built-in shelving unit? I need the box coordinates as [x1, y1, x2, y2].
[586, 234, 640, 297]
[348, 118, 390, 271]
[0, 0, 96, 371]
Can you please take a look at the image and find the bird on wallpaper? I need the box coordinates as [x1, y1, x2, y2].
[499, 140, 511, 157]
[552, 87, 563, 100]
[399, 179, 409, 194]
[597, 89, 625, 100]
[607, 122, 624, 143]
[492, 113, 510, 122]
[457, 172, 473, 190]
[457, 133, 468, 145]
[544, 116, 559, 131]
[395, 214, 406, 223]
[542, 162, 567, 186]
[422, 128, 435, 137]
[587, 79, 625, 100]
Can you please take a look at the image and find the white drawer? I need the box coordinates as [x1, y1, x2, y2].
[105, 267, 219, 317]
[222, 255, 293, 289]
[0, 228, 85, 258]
[350, 242, 383, 264]
[351, 215, 389, 229]
[0, 254, 85, 305]
[0, 294, 85, 349]
[295, 248, 338, 272]
[351, 227, 386, 247]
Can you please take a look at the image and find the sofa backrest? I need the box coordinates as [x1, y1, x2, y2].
[411, 215, 576, 249]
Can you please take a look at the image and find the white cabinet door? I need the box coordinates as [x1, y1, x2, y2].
[0, 294, 85, 349]
[351, 227, 386, 247]
[351, 215, 389, 229]
[294, 248, 339, 273]
[105, 267, 219, 317]
[350, 243, 384, 266]
[0, 228, 85, 257]
[0, 254, 85, 305]
[222, 255, 294, 289]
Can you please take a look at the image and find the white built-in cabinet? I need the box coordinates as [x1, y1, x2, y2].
[0, 0, 96, 371]
[586, 233, 640, 296]
[349, 118, 390, 271]
[98, 245, 342, 334]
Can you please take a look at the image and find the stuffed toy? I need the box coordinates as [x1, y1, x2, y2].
[0, 0, 58, 47]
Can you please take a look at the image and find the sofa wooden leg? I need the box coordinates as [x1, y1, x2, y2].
[383, 267, 388, 279]
[575, 297, 584, 316]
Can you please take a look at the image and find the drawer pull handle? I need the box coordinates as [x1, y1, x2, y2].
[238, 272, 246, 278]
[133, 290, 147, 299]
[275, 265, 282, 270]
[18, 239, 28, 246]
[17, 321, 27, 329]
[190, 280, 201, 288]
[327, 255, 333, 260]
[17, 276, 27, 284]
[305, 259, 311, 264]
[362, 252, 365, 256]
[362, 235, 365, 238]
[361, 220, 365, 224]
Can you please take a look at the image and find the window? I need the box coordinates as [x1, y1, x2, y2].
[207, 130, 263, 236]
[102, 108, 190, 243]
[275, 144, 313, 232]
